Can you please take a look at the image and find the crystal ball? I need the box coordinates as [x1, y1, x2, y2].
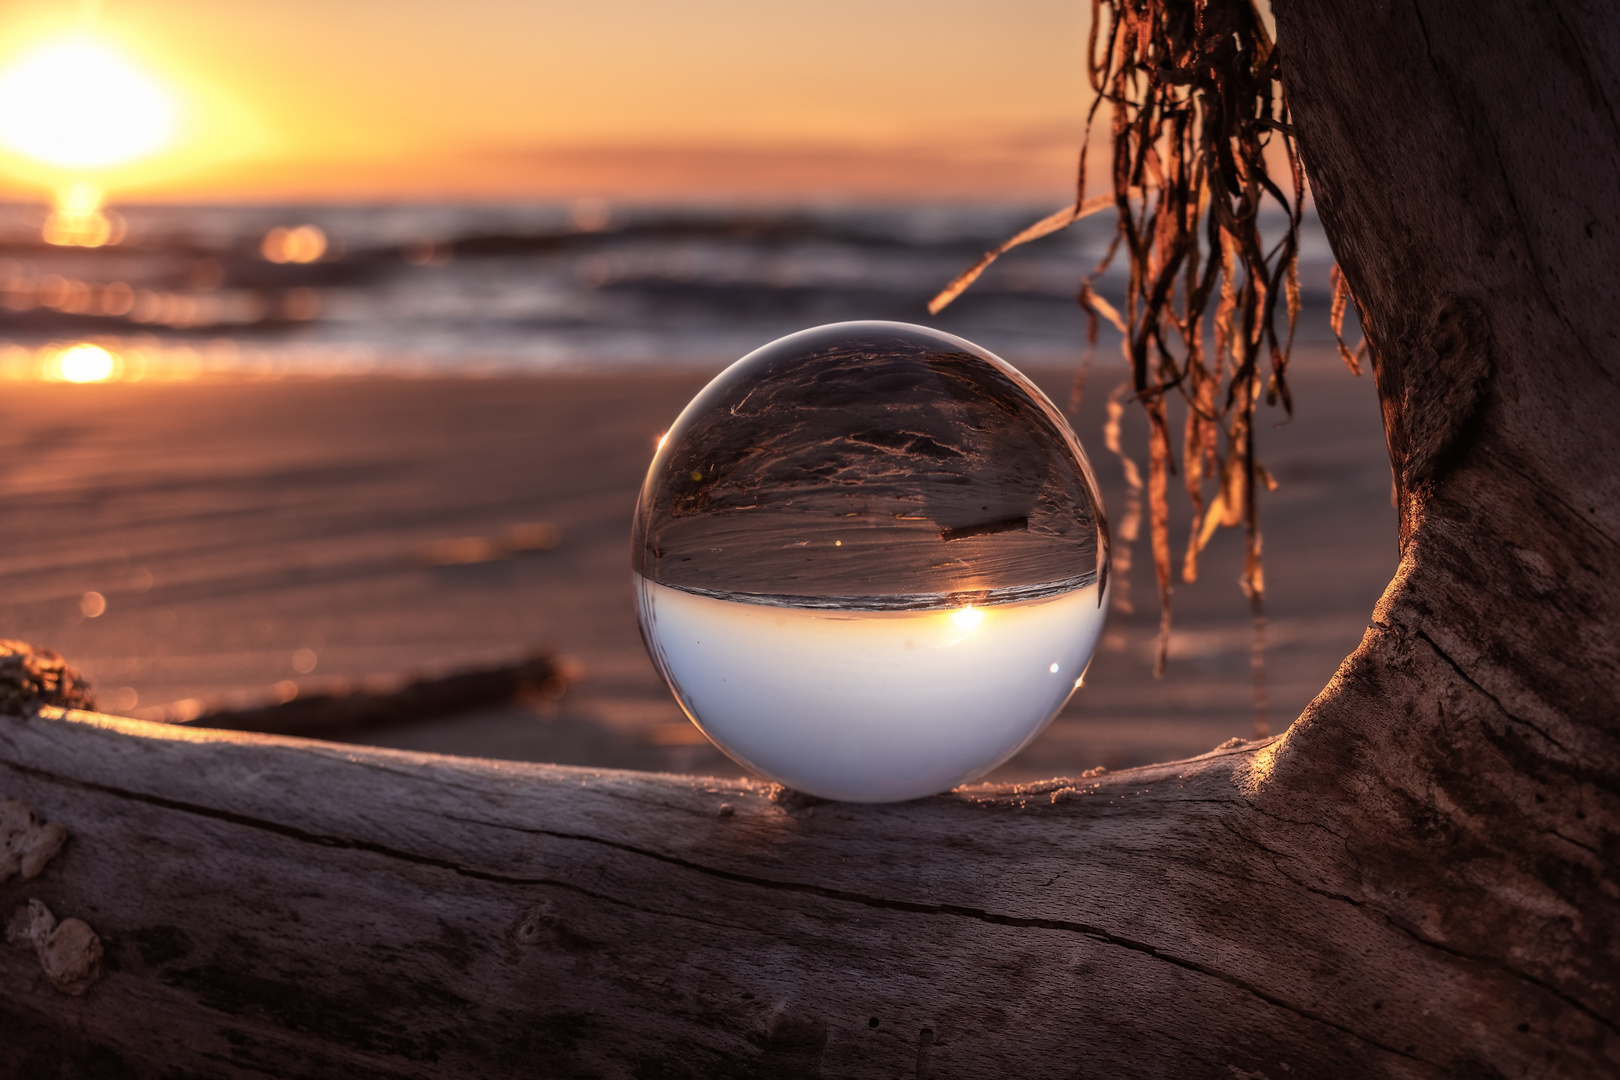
[633, 321, 1109, 802]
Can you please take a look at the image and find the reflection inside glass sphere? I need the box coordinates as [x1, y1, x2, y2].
[633, 321, 1109, 802]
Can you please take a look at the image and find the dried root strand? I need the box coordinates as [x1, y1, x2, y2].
[936, 0, 1312, 676]
[928, 194, 1117, 316]
[1329, 264, 1370, 376]
[1102, 385, 1144, 617]
[1094, 0, 1307, 668]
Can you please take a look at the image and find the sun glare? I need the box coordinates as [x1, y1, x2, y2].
[0, 38, 176, 169]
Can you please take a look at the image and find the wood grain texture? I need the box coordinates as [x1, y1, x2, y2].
[0, 707, 1584, 1078]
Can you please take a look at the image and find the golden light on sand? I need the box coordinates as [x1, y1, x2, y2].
[52, 343, 118, 383]
[0, 38, 177, 169]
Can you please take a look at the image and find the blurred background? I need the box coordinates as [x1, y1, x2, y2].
[0, 0, 1393, 782]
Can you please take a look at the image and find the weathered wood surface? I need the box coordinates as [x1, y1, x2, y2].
[0, 706, 1590, 1079]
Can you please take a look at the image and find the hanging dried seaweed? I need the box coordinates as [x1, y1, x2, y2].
[932, 0, 1304, 690]
[1329, 264, 1370, 375]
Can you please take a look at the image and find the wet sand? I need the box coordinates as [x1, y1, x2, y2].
[0, 350, 1396, 783]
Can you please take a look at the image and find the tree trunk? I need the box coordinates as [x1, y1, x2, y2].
[1, 2, 1616, 1076]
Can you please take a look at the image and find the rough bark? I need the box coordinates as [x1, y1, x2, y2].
[0, 1, 1616, 1076]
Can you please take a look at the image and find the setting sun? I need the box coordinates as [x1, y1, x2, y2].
[0, 38, 176, 170]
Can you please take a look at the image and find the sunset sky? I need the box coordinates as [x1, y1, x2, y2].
[0, 0, 1100, 202]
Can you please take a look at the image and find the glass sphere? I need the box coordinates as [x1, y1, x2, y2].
[633, 321, 1109, 802]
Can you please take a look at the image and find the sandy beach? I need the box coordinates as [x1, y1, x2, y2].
[0, 350, 1396, 783]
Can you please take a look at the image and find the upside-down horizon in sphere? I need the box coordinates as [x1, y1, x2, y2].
[632, 321, 1110, 802]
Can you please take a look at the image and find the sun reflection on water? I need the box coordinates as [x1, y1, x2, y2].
[0, 339, 390, 383]
[42, 182, 124, 248]
[50, 342, 118, 382]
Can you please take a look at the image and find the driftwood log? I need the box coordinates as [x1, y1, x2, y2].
[2, 2, 1618, 1076]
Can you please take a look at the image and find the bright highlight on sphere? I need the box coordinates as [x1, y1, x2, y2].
[950, 605, 985, 632]
[633, 321, 1111, 802]
[0, 40, 176, 168]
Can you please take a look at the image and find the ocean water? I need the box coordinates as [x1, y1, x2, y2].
[0, 199, 1344, 376]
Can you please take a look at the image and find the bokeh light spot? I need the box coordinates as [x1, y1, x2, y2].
[54, 343, 117, 382]
[262, 225, 327, 264]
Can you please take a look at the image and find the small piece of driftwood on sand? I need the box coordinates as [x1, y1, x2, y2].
[172, 654, 568, 740]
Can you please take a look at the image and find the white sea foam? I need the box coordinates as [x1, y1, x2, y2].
[636, 574, 1107, 802]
